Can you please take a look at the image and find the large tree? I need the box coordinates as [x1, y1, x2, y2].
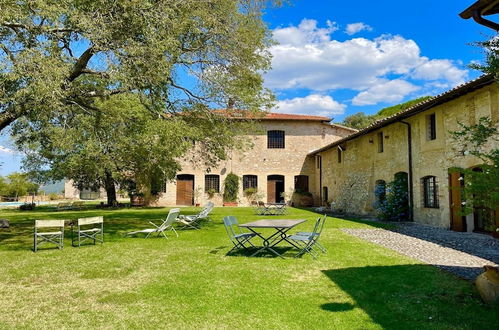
[0, 0, 274, 131]
[14, 95, 255, 205]
[2, 0, 277, 204]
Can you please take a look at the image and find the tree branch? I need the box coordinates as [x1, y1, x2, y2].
[68, 47, 95, 82]
[0, 112, 18, 131]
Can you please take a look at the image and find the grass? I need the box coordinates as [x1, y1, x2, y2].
[0, 206, 497, 329]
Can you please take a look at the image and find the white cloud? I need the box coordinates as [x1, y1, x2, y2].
[412, 59, 467, 86]
[0, 146, 15, 154]
[276, 94, 346, 117]
[352, 79, 420, 106]
[345, 22, 372, 35]
[273, 19, 339, 46]
[267, 19, 468, 106]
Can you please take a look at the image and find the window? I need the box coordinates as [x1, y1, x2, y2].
[316, 155, 322, 169]
[161, 182, 167, 193]
[422, 176, 439, 208]
[243, 175, 258, 191]
[322, 187, 329, 203]
[374, 180, 386, 205]
[426, 113, 436, 140]
[294, 175, 309, 192]
[205, 174, 220, 193]
[377, 132, 384, 153]
[267, 130, 285, 149]
[337, 148, 342, 163]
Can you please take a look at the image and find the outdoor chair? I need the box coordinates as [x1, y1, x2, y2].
[254, 201, 266, 215]
[127, 208, 180, 238]
[177, 202, 214, 229]
[72, 216, 104, 247]
[33, 219, 65, 252]
[71, 201, 85, 210]
[223, 216, 257, 253]
[288, 215, 326, 259]
[56, 202, 72, 211]
[295, 214, 328, 253]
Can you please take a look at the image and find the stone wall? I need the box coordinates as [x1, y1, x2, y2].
[155, 120, 353, 206]
[313, 83, 499, 229]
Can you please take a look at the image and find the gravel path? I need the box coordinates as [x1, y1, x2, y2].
[342, 223, 499, 280]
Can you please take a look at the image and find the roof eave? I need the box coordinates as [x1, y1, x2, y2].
[308, 74, 496, 156]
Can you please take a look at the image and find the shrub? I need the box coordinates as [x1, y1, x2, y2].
[48, 193, 60, 200]
[19, 203, 36, 211]
[223, 173, 239, 202]
[374, 174, 409, 221]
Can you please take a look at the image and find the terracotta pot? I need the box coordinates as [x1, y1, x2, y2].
[476, 266, 499, 304]
[299, 195, 314, 207]
[223, 202, 238, 207]
[130, 195, 145, 206]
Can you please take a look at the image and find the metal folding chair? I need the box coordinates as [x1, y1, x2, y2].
[223, 216, 257, 253]
[73, 216, 104, 247]
[34, 219, 65, 252]
[288, 215, 326, 259]
[295, 214, 328, 253]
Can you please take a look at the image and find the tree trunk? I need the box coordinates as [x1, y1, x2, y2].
[104, 170, 118, 206]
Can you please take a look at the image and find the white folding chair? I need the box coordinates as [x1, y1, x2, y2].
[34, 219, 65, 252]
[73, 216, 104, 247]
[127, 208, 180, 238]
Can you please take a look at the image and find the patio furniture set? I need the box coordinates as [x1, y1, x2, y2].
[32, 202, 214, 252]
[254, 202, 287, 215]
[223, 214, 327, 259]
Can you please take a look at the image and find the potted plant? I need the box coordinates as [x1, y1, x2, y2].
[206, 188, 217, 200]
[293, 189, 314, 207]
[223, 173, 239, 206]
[193, 186, 203, 207]
[243, 187, 258, 205]
[130, 192, 145, 206]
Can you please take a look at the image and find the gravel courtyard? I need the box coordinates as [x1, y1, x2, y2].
[342, 222, 499, 280]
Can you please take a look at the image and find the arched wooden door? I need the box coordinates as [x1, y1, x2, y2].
[176, 174, 194, 205]
[267, 175, 285, 203]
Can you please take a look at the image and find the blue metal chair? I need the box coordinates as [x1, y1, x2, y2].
[288, 215, 326, 259]
[295, 214, 327, 253]
[223, 216, 257, 253]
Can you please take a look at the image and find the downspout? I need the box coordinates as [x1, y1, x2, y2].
[319, 155, 323, 205]
[400, 121, 414, 222]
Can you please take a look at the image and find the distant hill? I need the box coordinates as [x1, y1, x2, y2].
[339, 96, 432, 130]
[39, 180, 65, 194]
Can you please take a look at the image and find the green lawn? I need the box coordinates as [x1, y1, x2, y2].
[0, 206, 497, 329]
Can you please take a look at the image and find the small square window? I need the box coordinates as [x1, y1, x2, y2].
[377, 132, 384, 153]
[267, 130, 285, 149]
[205, 175, 220, 193]
[426, 113, 436, 140]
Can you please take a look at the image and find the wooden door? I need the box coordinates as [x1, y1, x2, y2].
[176, 175, 194, 205]
[267, 180, 276, 203]
[449, 172, 466, 232]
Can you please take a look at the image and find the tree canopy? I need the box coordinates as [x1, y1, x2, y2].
[0, 0, 275, 131]
[3, 0, 277, 204]
[340, 96, 432, 130]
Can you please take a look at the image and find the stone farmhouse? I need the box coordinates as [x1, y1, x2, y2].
[66, 74, 498, 232]
[310, 74, 498, 232]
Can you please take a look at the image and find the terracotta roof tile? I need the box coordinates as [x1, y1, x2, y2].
[212, 109, 331, 122]
[308, 74, 496, 155]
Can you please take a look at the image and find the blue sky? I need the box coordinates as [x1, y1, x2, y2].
[0, 0, 494, 175]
